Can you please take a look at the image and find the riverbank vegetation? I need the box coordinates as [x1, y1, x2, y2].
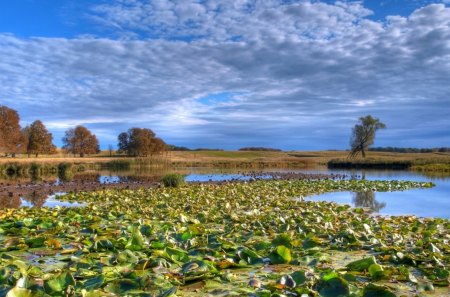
[0, 179, 446, 296]
[1, 150, 450, 176]
[328, 157, 450, 172]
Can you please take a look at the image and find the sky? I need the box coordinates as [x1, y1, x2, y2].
[0, 0, 449, 150]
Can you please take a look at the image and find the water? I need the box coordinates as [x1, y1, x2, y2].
[0, 168, 448, 218]
[89, 169, 450, 218]
[20, 193, 85, 208]
[304, 169, 450, 218]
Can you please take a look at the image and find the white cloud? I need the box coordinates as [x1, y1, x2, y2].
[0, 1, 449, 149]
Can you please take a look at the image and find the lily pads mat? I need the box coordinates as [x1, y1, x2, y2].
[0, 179, 448, 296]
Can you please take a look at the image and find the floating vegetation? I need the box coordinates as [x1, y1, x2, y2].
[0, 179, 447, 297]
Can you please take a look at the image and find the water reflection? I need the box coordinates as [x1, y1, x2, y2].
[0, 167, 449, 217]
[0, 191, 85, 208]
[21, 191, 49, 208]
[0, 192, 21, 208]
[353, 191, 386, 212]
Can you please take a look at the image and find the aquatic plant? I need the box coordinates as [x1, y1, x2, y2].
[0, 179, 447, 296]
[161, 173, 185, 187]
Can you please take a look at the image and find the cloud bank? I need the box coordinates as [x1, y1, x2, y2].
[0, 1, 449, 149]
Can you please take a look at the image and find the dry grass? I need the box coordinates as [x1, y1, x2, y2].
[1, 150, 449, 168]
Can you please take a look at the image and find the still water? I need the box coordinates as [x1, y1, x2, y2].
[19, 193, 85, 208]
[305, 170, 450, 219]
[183, 168, 449, 218]
[186, 168, 450, 218]
[1, 168, 448, 218]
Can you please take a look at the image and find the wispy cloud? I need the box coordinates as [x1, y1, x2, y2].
[0, 1, 449, 149]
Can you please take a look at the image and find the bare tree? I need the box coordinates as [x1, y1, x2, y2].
[349, 115, 386, 158]
[62, 125, 99, 157]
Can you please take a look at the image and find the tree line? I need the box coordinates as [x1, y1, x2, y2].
[0, 105, 167, 157]
[239, 147, 282, 152]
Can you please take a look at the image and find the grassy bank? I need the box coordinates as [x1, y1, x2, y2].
[1, 150, 450, 172]
[411, 163, 450, 173]
[327, 159, 413, 170]
[328, 156, 450, 172]
[0, 179, 446, 296]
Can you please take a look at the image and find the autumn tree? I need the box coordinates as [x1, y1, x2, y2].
[62, 125, 99, 157]
[0, 105, 26, 156]
[23, 120, 56, 157]
[118, 128, 166, 157]
[349, 115, 386, 158]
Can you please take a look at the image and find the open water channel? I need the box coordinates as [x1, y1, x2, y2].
[1, 168, 448, 219]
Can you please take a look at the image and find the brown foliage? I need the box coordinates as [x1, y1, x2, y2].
[24, 120, 57, 157]
[0, 105, 26, 156]
[62, 125, 99, 157]
[118, 128, 166, 157]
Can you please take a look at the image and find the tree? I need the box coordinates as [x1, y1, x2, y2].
[117, 128, 166, 157]
[152, 137, 167, 155]
[0, 105, 26, 156]
[23, 120, 56, 157]
[349, 115, 386, 158]
[62, 125, 99, 157]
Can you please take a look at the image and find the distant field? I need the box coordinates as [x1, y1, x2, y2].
[1, 150, 449, 169]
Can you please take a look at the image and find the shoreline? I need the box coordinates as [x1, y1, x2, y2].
[0, 171, 349, 208]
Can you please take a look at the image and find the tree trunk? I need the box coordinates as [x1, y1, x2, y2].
[361, 148, 366, 158]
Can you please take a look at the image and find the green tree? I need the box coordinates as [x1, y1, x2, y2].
[0, 105, 26, 156]
[118, 128, 166, 157]
[349, 115, 386, 158]
[24, 120, 56, 157]
[62, 125, 99, 157]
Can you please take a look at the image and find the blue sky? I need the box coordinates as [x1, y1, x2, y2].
[0, 0, 449, 150]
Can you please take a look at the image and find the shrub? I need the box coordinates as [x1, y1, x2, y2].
[58, 162, 73, 173]
[58, 162, 74, 181]
[161, 173, 185, 188]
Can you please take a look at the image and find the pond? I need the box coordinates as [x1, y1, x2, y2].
[0, 167, 448, 218]
[303, 169, 450, 219]
[182, 168, 449, 218]
[20, 192, 85, 208]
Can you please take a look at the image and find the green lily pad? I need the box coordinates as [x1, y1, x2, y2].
[269, 245, 292, 264]
[43, 272, 75, 295]
[362, 283, 396, 297]
[368, 263, 384, 279]
[346, 256, 377, 272]
[83, 275, 105, 291]
[126, 227, 146, 251]
[317, 276, 349, 297]
[103, 279, 140, 295]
